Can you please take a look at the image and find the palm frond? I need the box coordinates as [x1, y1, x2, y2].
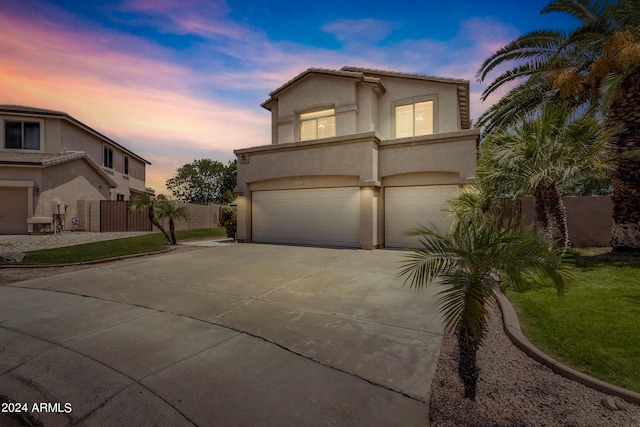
[542, 0, 609, 26]
[477, 30, 564, 81]
[599, 65, 638, 111]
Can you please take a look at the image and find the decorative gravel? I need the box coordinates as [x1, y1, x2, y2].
[430, 302, 640, 426]
[0, 231, 155, 253]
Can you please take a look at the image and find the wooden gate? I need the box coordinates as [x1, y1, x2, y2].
[100, 201, 152, 232]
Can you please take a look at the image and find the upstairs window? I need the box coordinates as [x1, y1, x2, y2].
[124, 156, 129, 175]
[4, 120, 40, 150]
[395, 101, 433, 138]
[300, 109, 335, 141]
[104, 146, 113, 169]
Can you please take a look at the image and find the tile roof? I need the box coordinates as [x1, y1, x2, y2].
[0, 151, 117, 187]
[0, 105, 151, 164]
[260, 67, 471, 129]
[340, 66, 469, 84]
[261, 68, 386, 109]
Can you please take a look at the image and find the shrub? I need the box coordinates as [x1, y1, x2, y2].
[221, 206, 237, 239]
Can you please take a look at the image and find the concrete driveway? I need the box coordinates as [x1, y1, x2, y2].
[0, 243, 443, 426]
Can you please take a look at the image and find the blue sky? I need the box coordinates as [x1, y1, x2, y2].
[1, 0, 579, 193]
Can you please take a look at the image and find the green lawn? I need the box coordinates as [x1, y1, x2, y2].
[1, 228, 227, 266]
[506, 248, 640, 393]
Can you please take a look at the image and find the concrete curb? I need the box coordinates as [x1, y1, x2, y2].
[0, 237, 234, 269]
[493, 290, 640, 405]
[0, 247, 177, 269]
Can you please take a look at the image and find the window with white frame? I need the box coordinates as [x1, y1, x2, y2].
[104, 146, 113, 168]
[300, 108, 335, 141]
[395, 101, 434, 138]
[4, 120, 41, 150]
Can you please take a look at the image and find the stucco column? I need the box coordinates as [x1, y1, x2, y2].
[359, 180, 381, 249]
[235, 190, 252, 242]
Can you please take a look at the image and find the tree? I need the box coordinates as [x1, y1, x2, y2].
[155, 195, 189, 245]
[129, 194, 172, 244]
[166, 159, 237, 204]
[477, 0, 640, 252]
[398, 189, 571, 400]
[479, 102, 613, 248]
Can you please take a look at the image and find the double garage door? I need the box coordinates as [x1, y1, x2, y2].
[252, 188, 360, 247]
[0, 187, 29, 234]
[252, 185, 457, 248]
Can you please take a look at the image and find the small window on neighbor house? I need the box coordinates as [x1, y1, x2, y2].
[116, 194, 125, 201]
[4, 121, 40, 150]
[300, 109, 335, 141]
[124, 156, 129, 175]
[395, 101, 433, 138]
[104, 146, 113, 168]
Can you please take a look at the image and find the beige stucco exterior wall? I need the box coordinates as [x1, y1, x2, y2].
[374, 77, 461, 138]
[0, 159, 111, 231]
[236, 69, 477, 249]
[237, 133, 379, 187]
[59, 121, 147, 198]
[235, 129, 479, 248]
[274, 75, 362, 144]
[267, 73, 464, 145]
[379, 130, 477, 183]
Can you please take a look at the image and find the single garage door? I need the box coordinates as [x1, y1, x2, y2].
[0, 187, 29, 235]
[385, 185, 458, 248]
[252, 187, 360, 247]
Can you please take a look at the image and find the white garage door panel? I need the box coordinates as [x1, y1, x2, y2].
[385, 185, 458, 248]
[0, 187, 29, 235]
[253, 188, 360, 247]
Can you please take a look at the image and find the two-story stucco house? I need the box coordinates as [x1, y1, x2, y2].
[234, 67, 480, 249]
[0, 105, 151, 234]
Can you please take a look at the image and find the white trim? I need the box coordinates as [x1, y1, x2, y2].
[0, 180, 34, 187]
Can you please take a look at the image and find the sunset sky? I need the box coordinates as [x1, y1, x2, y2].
[1, 0, 578, 194]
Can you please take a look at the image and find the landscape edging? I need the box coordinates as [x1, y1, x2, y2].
[0, 247, 176, 268]
[493, 290, 640, 405]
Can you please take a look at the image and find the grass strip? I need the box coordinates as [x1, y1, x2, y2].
[1, 228, 227, 266]
[506, 248, 640, 393]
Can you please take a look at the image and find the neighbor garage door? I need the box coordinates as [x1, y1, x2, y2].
[385, 185, 458, 248]
[0, 187, 28, 234]
[252, 188, 360, 247]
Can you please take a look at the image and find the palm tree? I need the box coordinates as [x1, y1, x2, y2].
[155, 196, 189, 245]
[479, 103, 613, 248]
[129, 194, 172, 244]
[398, 190, 571, 400]
[477, 0, 640, 252]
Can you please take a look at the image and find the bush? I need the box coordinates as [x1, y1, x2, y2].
[221, 206, 237, 239]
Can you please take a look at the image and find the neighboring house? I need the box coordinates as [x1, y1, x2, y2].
[0, 105, 151, 234]
[234, 67, 480, 249]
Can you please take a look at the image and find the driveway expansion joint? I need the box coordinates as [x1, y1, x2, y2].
[0, 321, 198, 426]
[7, 284, 429, 405]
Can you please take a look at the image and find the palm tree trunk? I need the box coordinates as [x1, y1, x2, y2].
[169, 219, 177, 245]
[533, 185, 549, 236]
[147, 209, 171, 244]
[457, 326, 480, 400]
[534, 184, 570, 249]
[608, 73, 640, 252]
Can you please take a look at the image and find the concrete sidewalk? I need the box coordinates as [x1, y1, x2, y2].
[0, 244, 443, 426]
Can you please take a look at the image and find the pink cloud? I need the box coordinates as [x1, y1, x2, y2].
[0, 12, 269, 194]
[0, 1, 523, 193]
